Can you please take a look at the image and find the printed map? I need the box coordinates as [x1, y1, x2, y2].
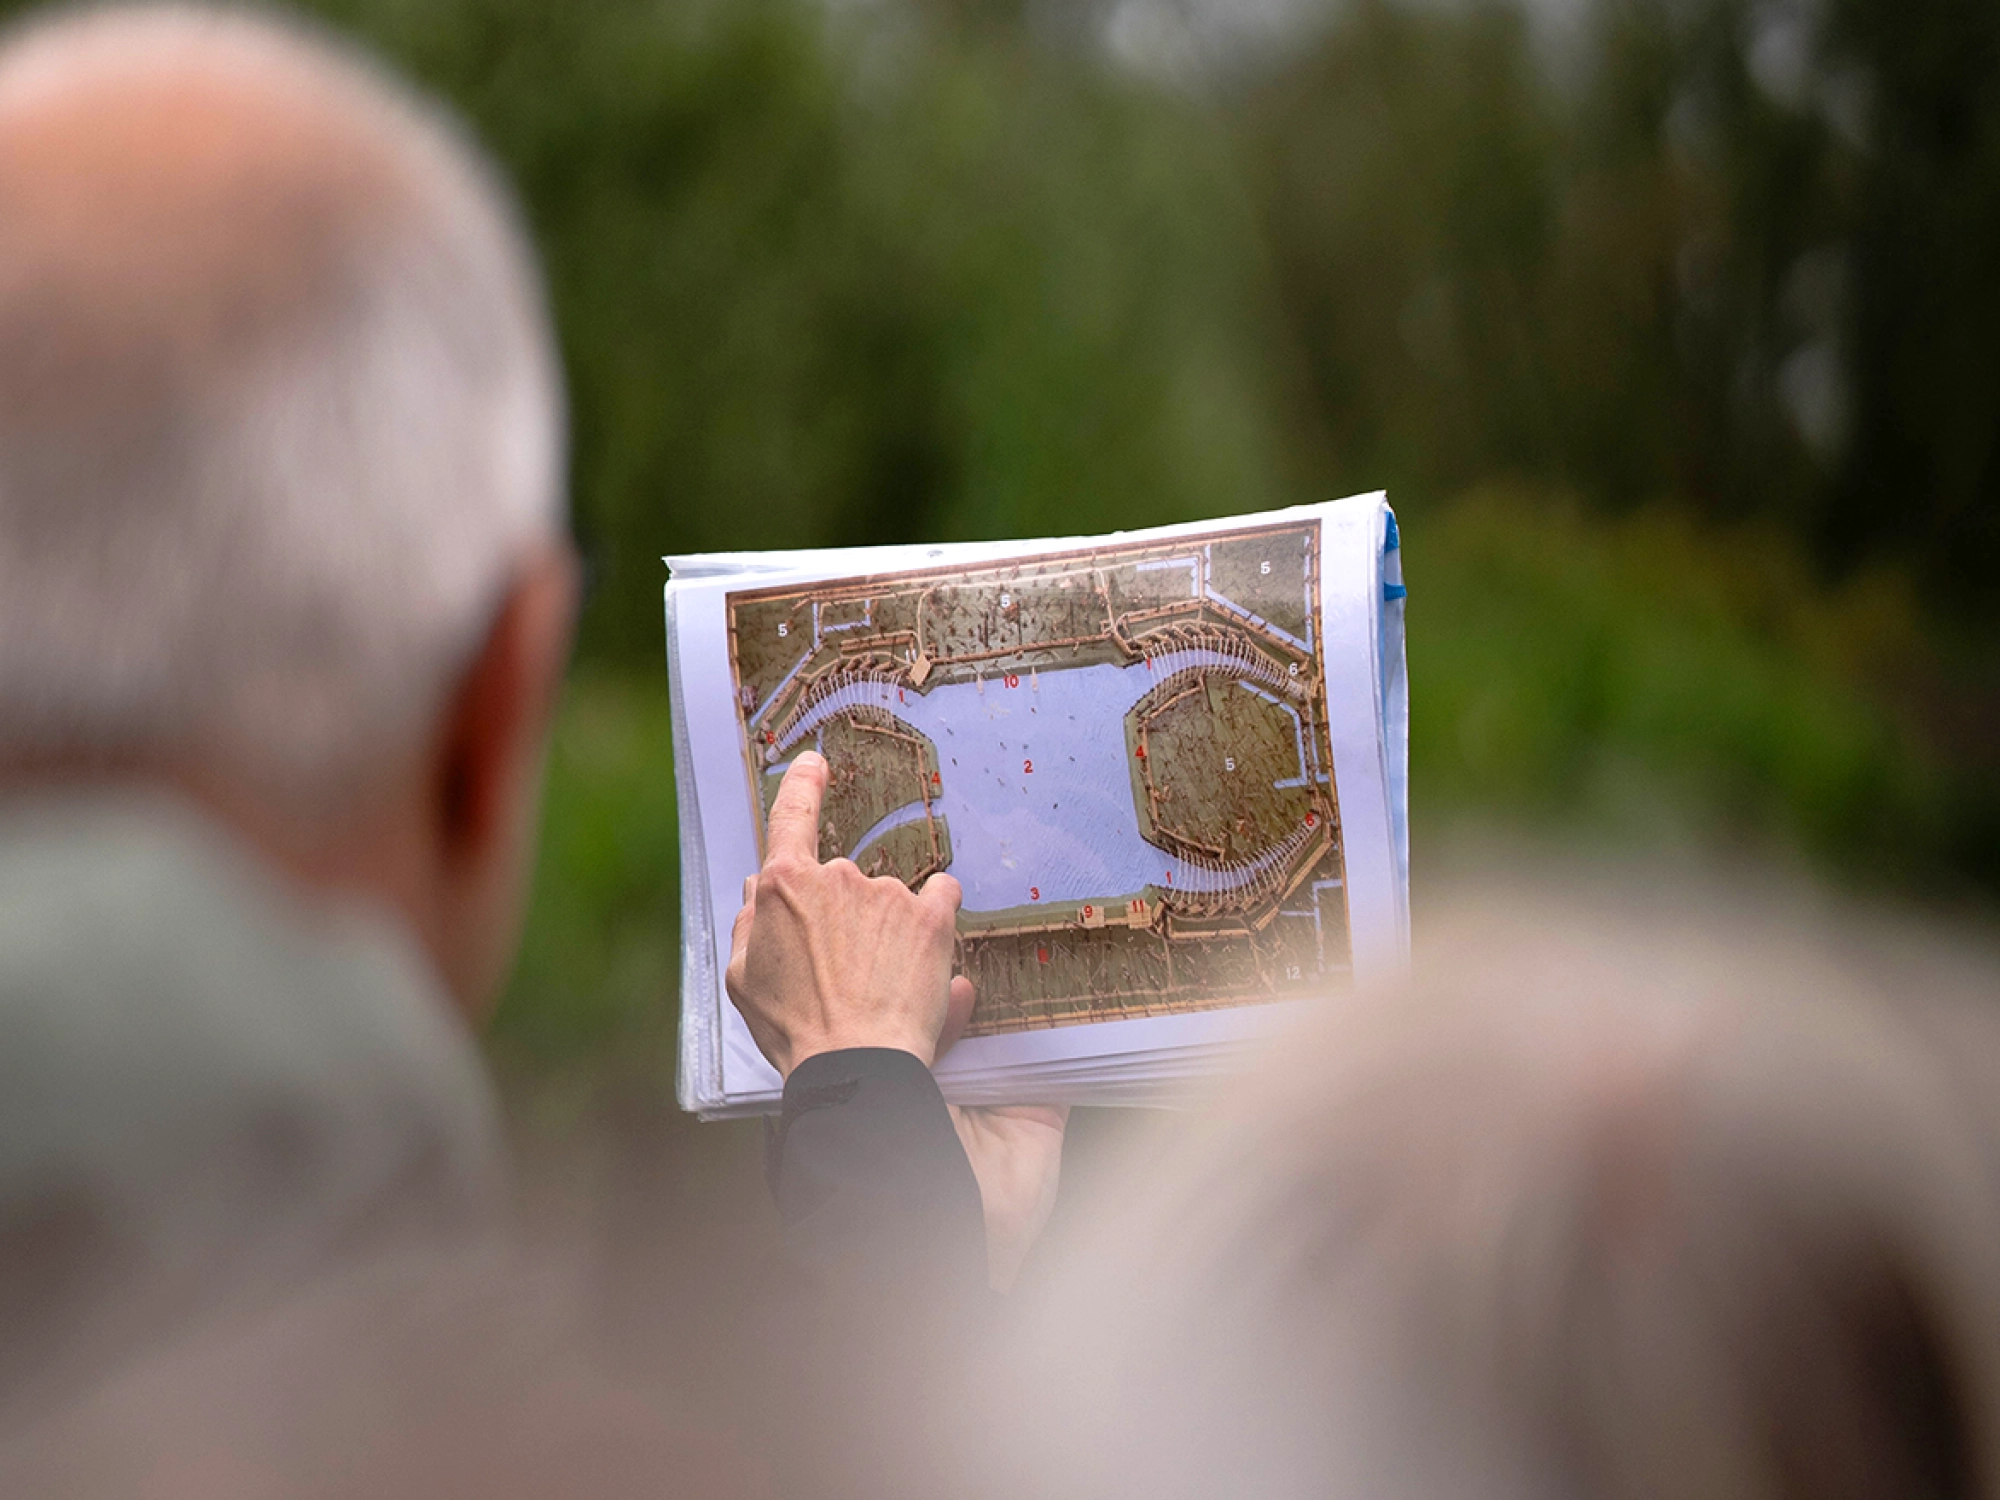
[725, 521, 1350, 1035]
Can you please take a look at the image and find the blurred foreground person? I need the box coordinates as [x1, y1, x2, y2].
[992, 890, 2000, 1500]
[0, 5, 1031, 1491]
[0, 0, 571, 1412]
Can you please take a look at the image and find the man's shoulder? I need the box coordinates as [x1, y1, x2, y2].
[0, 790, 495, 1146]
[0, 791, 507, 1414]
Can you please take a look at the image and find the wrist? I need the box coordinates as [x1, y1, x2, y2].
[782, 1027, 936, 1076]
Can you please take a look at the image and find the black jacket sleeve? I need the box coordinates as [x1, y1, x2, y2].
[765, 1047, 987, 1301]
[758, 1049, 993, 1500]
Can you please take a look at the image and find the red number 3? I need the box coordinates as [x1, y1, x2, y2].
[1030, 886, 1041, 901]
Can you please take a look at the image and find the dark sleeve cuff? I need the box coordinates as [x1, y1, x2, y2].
[765, 1048, 986, 1297]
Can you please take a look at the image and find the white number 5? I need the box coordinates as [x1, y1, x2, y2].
[777, 621, 789, 638]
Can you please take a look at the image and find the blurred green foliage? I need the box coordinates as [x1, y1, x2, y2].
[4, 0, 1990, 1060]
[494, 492, 1989, 1059]
[499, 671, 681, 1062]
[1240, 0, 2000, 613]
[1410, 491, 1956, 870]
[290, 0, 1288, 660]
[274, 0, 1988, 1061]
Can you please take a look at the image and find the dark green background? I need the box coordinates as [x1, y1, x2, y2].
[10, 0, 1994, 1088]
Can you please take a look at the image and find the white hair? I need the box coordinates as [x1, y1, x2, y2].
[0, 4, 564, 808]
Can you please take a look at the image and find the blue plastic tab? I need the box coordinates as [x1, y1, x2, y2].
[1383, 581, 1408, 602]
[1383, 510, 1400, 552]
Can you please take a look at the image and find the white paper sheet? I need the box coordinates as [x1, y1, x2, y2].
[668, 494, 1408, 1115]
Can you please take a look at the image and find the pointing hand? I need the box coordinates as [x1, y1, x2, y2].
[725, 752, 974, 1075]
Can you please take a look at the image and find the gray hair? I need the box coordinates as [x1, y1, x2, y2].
[997, 886, 2000, 1500]
[0, 4, 564, 807]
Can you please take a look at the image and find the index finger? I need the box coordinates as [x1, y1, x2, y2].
[764, 750, 828, 865]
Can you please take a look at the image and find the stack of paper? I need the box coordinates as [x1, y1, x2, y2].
[667, 494, 1409, 1116]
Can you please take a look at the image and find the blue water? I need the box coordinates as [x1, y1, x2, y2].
[775, 653, 1314, 914]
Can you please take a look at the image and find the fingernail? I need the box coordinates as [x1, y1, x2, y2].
[797, 750, 825, 770]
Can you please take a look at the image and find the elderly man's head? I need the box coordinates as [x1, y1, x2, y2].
[0, 4, 575, 1012]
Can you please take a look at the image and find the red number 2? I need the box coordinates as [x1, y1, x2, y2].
[1023, 758, 1034, 774]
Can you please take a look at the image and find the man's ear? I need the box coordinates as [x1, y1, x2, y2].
[431, 542, 580, 875]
